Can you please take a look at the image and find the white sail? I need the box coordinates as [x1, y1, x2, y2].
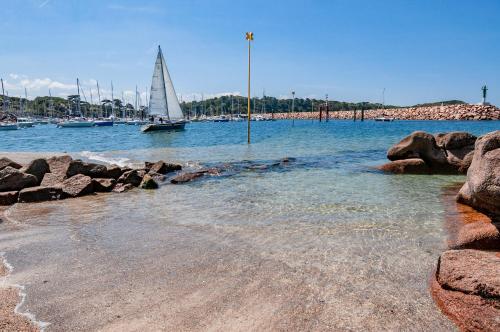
[148, 46, 184, 120]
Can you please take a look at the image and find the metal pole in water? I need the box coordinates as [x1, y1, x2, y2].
[245, 32, 253, 144]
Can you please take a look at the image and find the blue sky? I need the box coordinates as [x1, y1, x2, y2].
[1, 0, 499, 106]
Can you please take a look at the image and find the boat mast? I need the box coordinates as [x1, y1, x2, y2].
[135, 85, 138, 119]
[24, 87, 28, 117]
[76, 78, 81, 117]
[158, 45, 170, 120]
[49, 89, 54, 118]
[111, 81, 114, 118]
[1, 78, 5, 113]
[96, 81, 102, 117]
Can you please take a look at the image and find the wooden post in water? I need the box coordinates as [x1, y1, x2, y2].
[325, 94, 329, 122]
[245, 32, 253, 144]
[353, 109, 357, 121]
[361, 106, 365, 121]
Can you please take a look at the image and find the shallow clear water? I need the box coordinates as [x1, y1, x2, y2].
[1, 120, 498, 330]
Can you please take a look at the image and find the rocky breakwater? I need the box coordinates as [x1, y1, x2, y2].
[0, 156, 182, 205]
[379, 130, 499, 331]
[270, 104, 500, 120]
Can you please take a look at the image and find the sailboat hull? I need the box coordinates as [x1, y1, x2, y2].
[141, 121, 186, 132]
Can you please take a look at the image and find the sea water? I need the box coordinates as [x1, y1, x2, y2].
[0, 120, 498, 330]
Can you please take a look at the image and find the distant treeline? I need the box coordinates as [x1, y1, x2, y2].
[0, 95, 146, 118]
[1, 94, 468, 118]
[180, 95, 398, 116]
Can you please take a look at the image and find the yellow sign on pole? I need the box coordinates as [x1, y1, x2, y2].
[245, 32, 253, 144]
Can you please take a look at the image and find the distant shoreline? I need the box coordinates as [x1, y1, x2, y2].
[268, 104, 500, 121]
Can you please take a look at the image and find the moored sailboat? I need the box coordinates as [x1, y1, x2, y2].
[141, 45, 186, 132]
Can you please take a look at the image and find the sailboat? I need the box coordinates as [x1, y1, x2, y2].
[142, 46, 186, 132]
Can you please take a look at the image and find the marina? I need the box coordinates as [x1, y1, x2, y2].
[1, 1, 499, 331]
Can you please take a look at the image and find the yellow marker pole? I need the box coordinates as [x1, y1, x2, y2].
[245, 32, 253, 144]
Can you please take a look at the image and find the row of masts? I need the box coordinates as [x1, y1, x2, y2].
[0, 77, 150, 119]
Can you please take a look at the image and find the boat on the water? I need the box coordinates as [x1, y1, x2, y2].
[374, 117, 395, 122]
[213, 115, 230, 122]
[0, 123, 18, 130]
[17, 118, 35, 128]
[141, 45, 187, 133]
[94, 119, 114, 127]
[126, 119, 148, 125]
[142, 121, 186, 132]
[57, 119, 95, 128]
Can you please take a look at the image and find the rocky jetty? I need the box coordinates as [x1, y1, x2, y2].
[0, 156, 182, 205]
[379, 131, 476, 174]
[270, 104, 500, 120]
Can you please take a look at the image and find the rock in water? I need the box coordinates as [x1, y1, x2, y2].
[112, 183, 134, 193]
[47, 155, 73, 180]
[18, 186, 63, 203]
[140, 174, 159, 189]
[0, 191, 19, 205]
[20, 158, 50, 184]
[387, 131, 448, 167]
[148, 160, 182, 174]
[0, 157, 22, 171]
[435, 131, 477, 150]
[62, 174, 94, 197]
[92, 178, 116, 192]
[104, 165, 124, 180]
[170, 171, 205, 184]
[458, 131, 500, 218]
[118, 170, 143, 187]
[437, 249, 500, 298]
[378, 158, 432, 174]
[66, 160, 108, 178]
[0, 166, 38, 192]
[40, 173, 63, 187]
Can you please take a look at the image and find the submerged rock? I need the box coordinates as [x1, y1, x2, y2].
[20, 158, 50, 184]
[140, 174, 159, 189]
[170, 171, 205, 184]
[457, 131, 500, 219]
[112, 183, 134, 193]
[0, 157, 22, 171]
[378, 158, 432, 174]
[148, 171, 166, 183]
[147, 160, 182, 174]
[18, 186, 63, 203]
[0, 191, 19, 206]
[0, 166, 38, 192]
[62, 174, 94, 197]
